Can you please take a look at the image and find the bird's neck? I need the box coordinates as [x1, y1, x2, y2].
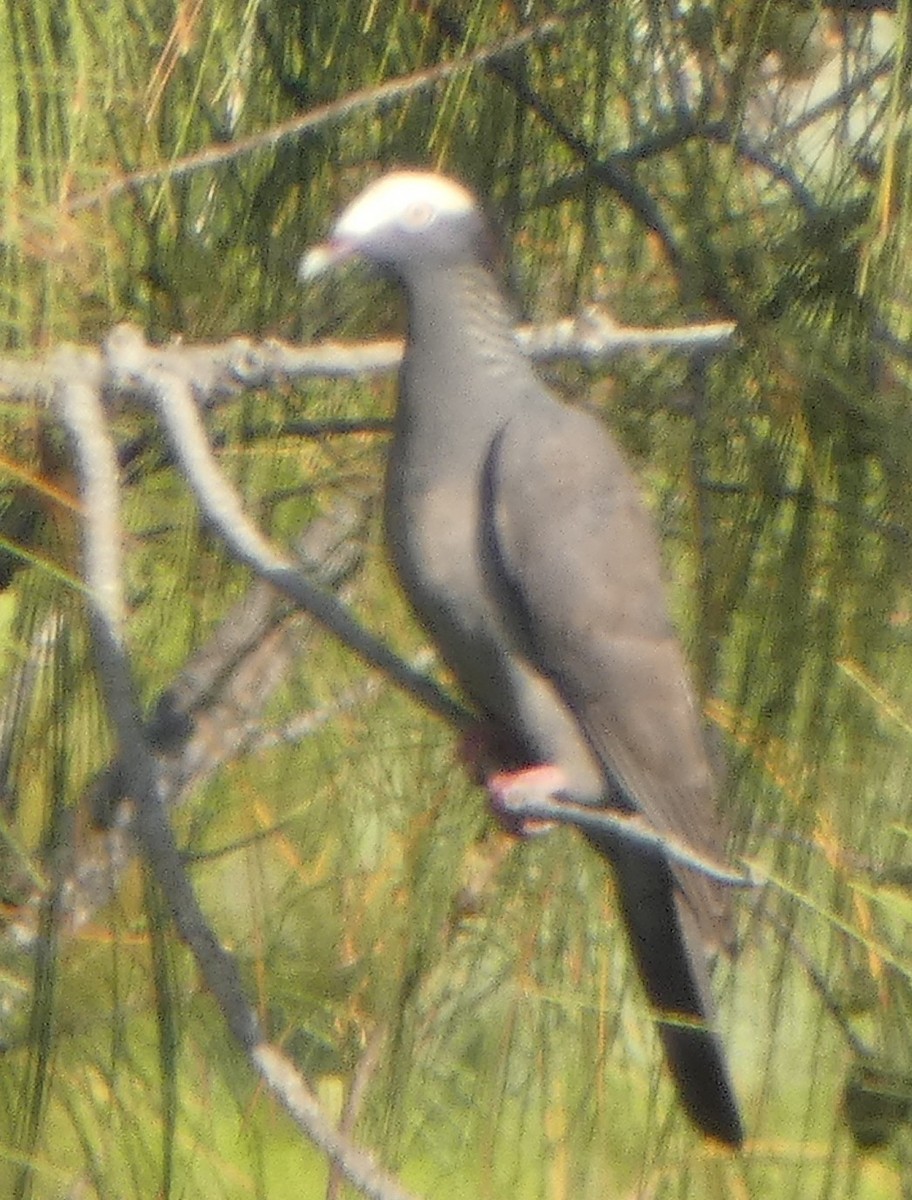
[402, 261, 534, 396]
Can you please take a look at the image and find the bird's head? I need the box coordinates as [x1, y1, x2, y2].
[300, 171, 493, 284]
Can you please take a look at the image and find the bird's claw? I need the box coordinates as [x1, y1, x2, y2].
[485, 764, 564, 838]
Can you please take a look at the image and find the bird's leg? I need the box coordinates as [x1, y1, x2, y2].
[457, 725, 561, 838]
[485, 764, 564, 838]
[457, 722, 528, 782]
[457, 725, 497, 785]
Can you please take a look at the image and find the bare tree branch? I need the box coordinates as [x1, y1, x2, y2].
[490, 788, 757, 888]
[520, 310, 736, 364]
[53, 350, 421, 1200]
[0, 314, 736, 407]
[7, 503, 375, 949]
[102, 327, 471, 729]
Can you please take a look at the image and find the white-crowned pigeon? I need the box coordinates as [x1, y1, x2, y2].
[301, 171, 743, 1147]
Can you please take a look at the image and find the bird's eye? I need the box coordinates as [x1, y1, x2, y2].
[400, 201, 436, 231]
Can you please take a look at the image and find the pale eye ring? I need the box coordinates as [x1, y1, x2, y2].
[400, 201, 436, 231]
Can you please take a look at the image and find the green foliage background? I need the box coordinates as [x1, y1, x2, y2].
[1, 1, 911, 1197]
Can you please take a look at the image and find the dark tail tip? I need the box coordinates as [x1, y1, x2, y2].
[660, 1020, 744, 1147]
[603, 841, 745, 1146]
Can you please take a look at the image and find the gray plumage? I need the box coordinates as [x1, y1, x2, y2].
[301, 171, 743, 1147]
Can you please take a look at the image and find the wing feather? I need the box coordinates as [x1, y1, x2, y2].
[484, 401, 732, 940]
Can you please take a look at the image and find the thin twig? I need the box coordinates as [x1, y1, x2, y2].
[422, 4, 686, 275]
[66, 15, 572, 214]
[772, 48, 895, 147]
[493, 789, 756, 888]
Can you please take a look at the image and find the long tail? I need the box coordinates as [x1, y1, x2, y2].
[592, 835, 744, 1147]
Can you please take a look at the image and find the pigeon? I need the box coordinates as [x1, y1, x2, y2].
[301, 171, 744, 1147]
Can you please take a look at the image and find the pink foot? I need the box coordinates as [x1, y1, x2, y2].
[486, 764, 565, 838]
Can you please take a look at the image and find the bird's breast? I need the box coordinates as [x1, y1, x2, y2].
[385, 466, 513, 712]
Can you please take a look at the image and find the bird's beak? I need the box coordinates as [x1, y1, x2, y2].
[298, 238, 357, 282]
